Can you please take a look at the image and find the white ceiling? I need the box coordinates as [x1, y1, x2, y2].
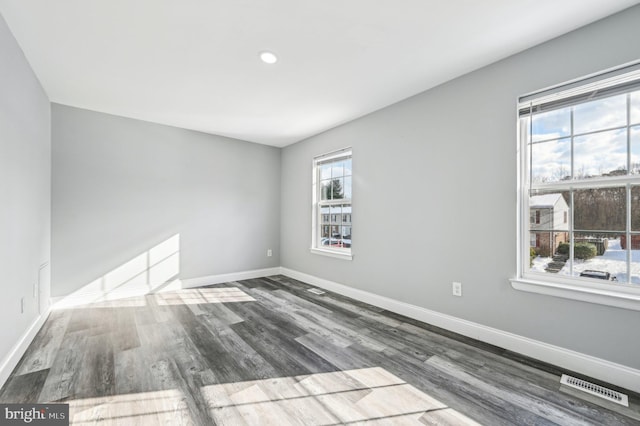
[1, 1, 639, 147]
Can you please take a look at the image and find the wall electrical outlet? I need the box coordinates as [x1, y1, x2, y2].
[21, 297, 25, 313]
[267, 249, 273, 257]
[452, 282, 462, 297]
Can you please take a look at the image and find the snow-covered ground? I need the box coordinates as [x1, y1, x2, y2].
[532, 239, 640, 284]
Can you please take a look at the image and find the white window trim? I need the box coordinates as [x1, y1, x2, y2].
[510, 277, 640, 311]
[309, 247, 353, 260]
[512, 61, 640, 311]
[311, 148, 353, 261]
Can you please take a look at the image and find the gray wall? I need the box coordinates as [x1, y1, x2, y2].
[281, 5, 640, 369]
[52, 105, 280, 297]
[0, 14, 51, 364]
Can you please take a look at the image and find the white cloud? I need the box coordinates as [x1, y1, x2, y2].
[531, 138, 571, 182]
[573, 94, 626, 134]
[574, 129, 626, 177]
[532, 107, 570, 142]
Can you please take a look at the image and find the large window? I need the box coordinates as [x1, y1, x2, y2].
[312, 148, 352, 260]
[514, 64, 640, 310]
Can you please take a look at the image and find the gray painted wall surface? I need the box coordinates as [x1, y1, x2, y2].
[281, 5, 640, 369]
[52, 105, 280, 297]
[0, 14, 51, 364]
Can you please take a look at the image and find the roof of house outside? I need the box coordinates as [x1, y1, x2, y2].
[530, 193, 563, 208]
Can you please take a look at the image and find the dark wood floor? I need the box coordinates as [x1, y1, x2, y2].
[1, 275, 639, 425]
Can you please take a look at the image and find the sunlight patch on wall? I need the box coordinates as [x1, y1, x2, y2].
[155, 287, 255, 305]
[54, 235, 181, 309]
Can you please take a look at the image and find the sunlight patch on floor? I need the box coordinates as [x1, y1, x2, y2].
[69, 389, 192, 425]
[201, 367, 480, 425]
[155, 287, 256, 305]
[65, 367, 479, 425]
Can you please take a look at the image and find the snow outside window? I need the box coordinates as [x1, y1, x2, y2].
[311, 149, 352, 260]
[513, 63, 640, 310]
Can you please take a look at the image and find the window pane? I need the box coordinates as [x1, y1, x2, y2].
[331, 178, 344, 199]
[631, 90, 640, 126]
[320, 180, 331, 200]
[330, 205, 342, 226]
[574, 187, 626, 231]
[531, 107, 571, 142]
[330, 225, 341, 245]
[321, 225, 330, 247]
[631, 186, 640, 231]
[331, 161, 345, 179]
[344, 158, 352, 176]
[342, 226, 352, 238]
[531, 138, 571, 183]
[320, 206, 330, 225]
[630, 234, 640, 284]
[631, 126, 640, 175]
[573, 94, 627, 134]
[344, 176, 352, 199]
[320, 164, 331, 180]
[568, 232, 625, 282]
[341, 226, 352, 247]
[342, 205, 351, 223]
[573, 129, 626, 179]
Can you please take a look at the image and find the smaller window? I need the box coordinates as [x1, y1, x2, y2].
[312, 148, 352, 259]
[535, 210, 541, 224]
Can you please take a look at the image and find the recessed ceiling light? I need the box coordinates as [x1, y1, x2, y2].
[259, 51, 278, 64]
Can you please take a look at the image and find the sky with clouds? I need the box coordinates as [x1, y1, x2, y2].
[528, 91, 640, 183]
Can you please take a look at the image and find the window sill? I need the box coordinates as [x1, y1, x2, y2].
[310, 247, 353, 261]
[510, 276, 640, 311]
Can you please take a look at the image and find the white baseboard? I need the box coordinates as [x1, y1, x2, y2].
[279, 267, 640, 394]
[0, 309, 51, 391]
[181, 267, 281, 289]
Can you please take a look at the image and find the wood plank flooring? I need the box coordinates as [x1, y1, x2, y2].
[1, 275, 639, 425]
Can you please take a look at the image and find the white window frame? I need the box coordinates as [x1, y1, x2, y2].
[311, 148, 353, 260]
[511, 62, 640, 311]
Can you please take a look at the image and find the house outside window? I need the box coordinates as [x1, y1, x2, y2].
[311, 148, 352, 260]
[529, 194, 569, 258]
[513, 63, 640, 310]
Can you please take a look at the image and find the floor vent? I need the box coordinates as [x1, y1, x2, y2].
[560, 374, 629, 407]
[307, 288, 326, 295]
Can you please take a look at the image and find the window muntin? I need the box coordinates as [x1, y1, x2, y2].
[520, 68, 640, 289]
[313, 149, 352, 256]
